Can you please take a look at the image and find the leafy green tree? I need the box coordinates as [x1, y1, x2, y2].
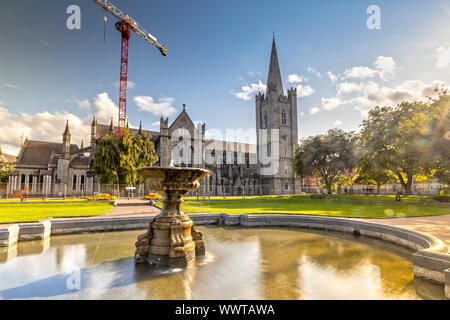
[360, 93, 449, 195]
[294, 129, 358, 194]
[427, 93, 450, 185]
[332, 174, 352, 194]
[0, 162, 13, 183]
[94, 129, 158, 185]
[353, 156, 392, 194]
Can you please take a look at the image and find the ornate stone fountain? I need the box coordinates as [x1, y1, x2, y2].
[134, 166, 210, 267]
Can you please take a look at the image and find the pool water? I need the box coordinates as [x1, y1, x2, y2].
[0, 226, 445, 300]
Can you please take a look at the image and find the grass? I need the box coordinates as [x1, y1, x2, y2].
[0, 202, 113, 223]
[184, 194, 439, 202]
[177, 199, 449, 218]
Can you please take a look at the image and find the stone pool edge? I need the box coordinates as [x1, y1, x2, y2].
[0, 212, 449, 299]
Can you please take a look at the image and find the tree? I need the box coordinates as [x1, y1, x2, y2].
[353, 156, 392, 194]
[294, 129, 358, 194]
[427, 93, 450, 185]
[0, 162, 13, 183]
[360, 93, 449, 195]
[94, 129, 158, 185]
[332, 174, 352, 194]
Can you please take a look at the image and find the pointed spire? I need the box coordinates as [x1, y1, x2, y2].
[63, 120, 71, 137]
[91, 116, 96, 126]
[138, 121, 143, 134]
[109, 117, 113, 132]
[126, 121, 129, 129]
[80, 139, 84, 149]
[266, 36, 284, 96]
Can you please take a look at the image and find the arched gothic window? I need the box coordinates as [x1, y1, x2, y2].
[282, 110, 287, 125]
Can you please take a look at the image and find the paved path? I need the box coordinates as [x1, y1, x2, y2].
[109, 199, 160, 217]
[363, 214, 450, 248]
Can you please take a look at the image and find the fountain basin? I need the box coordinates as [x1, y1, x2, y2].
[134, 166, 210, 267]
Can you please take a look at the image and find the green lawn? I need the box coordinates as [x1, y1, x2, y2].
[184, 194, 440, 202]
[0, 202, 113, 223]
[179, 199, 449, 218]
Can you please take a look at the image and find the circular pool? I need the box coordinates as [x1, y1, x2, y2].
[0, 226, 445, 300]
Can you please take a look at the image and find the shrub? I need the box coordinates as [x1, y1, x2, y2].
[84, 193, 117, 201]
[144, 193, 162, 200]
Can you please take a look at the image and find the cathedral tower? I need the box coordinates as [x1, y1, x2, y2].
[256, 37, 299, 194]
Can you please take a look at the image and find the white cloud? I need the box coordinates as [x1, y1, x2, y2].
[300, 112, 305, 116]
[333, 80, 447, 116]
[327, 71, 338, 83]
[435, 46, 450, 68]
[134, 96, 177, 117]
[334, 120, 343, 126]
[343, 66, 377, 80]
[336, 82, 362, 96]
[234, 81, 266, 101]
[0, 92, 125, 155]
[152, 121, 160, 127]
[342, 56, 396, 81]
[76, 99, 91, 110]
[94, 92, 120, 124]
[3, 83, 19, 89]
[374, 56, 396, 81]
[307, 67, 322, 77]
[296, 84, 315, 97]
[287, 74, 307, 84]
[321, 97, 342, 110]
[309, 107, 320, 115]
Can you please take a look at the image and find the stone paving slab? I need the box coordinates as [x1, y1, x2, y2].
[362, 214, 450, 248]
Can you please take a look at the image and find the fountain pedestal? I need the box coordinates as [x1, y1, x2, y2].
[134, 167, 209, 267]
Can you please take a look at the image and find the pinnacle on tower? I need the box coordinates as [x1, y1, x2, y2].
[266, 36, 284, 96]
[138, 121, 143, 134]
[63, 120, 71, 137]
[91, 116, 97, 126]
[109, 117, 114, 133]
[80, 139, 84, 149]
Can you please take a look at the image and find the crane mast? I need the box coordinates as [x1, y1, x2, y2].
[92, 0, 167, 137]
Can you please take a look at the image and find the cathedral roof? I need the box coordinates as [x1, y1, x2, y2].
[96, 123, 160, 142]
[16, 140, 79, 166]
[266, 37, 284, 96]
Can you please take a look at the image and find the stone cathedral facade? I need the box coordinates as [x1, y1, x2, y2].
[8, 39, 303, 196]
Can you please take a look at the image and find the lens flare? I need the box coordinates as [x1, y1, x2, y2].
[444, 131, 450, 140]
[384, 209, 395, 217]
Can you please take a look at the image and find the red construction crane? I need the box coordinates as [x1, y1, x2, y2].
[93, 0, 167, 137]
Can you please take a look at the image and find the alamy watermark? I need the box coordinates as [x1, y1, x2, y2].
[169, 127, 280, 176]
[66, 5, 81, 30]
[367, 5, 381, 30]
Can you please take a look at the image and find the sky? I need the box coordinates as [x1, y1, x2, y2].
[0, 0, 450, 155]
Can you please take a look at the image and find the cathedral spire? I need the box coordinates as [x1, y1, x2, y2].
[138, 121, 143, 135]
[109, 117, 114, 134]
[266, 36, 284, 96]
[63, 120, 71, 137]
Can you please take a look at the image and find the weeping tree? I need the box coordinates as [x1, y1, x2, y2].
[293, 129, 358, 194]
[94, 129, 158, 185]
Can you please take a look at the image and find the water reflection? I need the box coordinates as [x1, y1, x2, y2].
[0, 226, 445, 300]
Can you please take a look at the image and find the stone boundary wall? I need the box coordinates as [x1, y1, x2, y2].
[0, 212, 449, 299]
